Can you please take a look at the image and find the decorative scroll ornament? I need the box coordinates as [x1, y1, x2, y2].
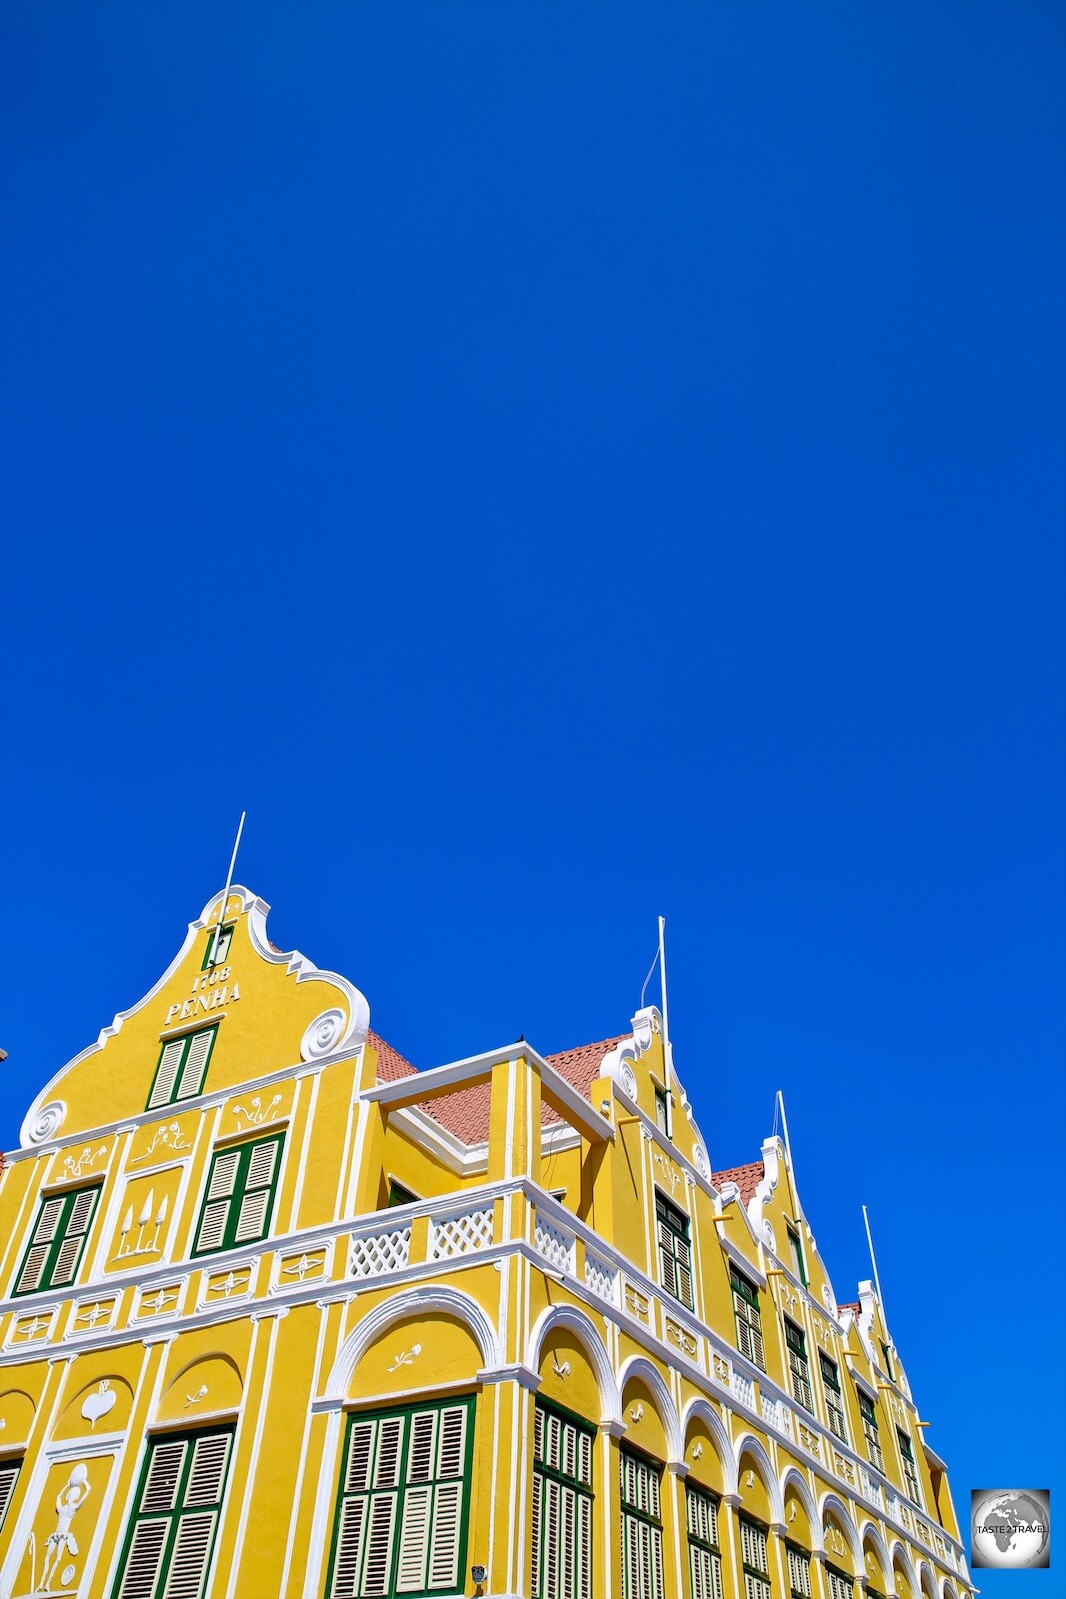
[620, 1064, 637, 1098]
[551, 1351, 571, 1380]
[301, 1008, 348, 1061]
[28, 1100, 66, 1144]
[629, 1403, 644, 1423]
[693, 1142, 709, 1178]
[131, 1121, 191, 1164]
[63, 1145, 108, 1180]
[184, 1385, 209, 1409]
[232, 1094, 282, 1129]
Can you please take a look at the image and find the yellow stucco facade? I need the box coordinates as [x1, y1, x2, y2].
[0, 887, 971, 1599]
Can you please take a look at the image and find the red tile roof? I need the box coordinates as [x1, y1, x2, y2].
[837, 1300, 861, 1317]
[365, 1029, 627, 1145]
[711, 1160, 764, 1204]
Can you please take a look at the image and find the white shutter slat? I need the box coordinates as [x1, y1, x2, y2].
[407, 1410, 437, 1484]
[395, 1485, 431, 1592]
[149, 1040, 186, 1109]
[0, 1461, 19, 1526]
[437, 1405, 467, 1478]
[428, 1480, 463, 1589]
[207, 1152, 240, 1202]
[176, 1030, 214, 1100]
[577, 1491, 592, 1599]
[140, 1439, 188, 1514]
[163, 1510, 216, 1599]
[15, 1241, 52, 1294]
[245, 1139, 278, 1190]
[331, 1496, 369, 1599]
[233, 1188, 270, 1244]
[51, 1232, 85, 1287]
[345, 1422, 375, 1493]
[375, 1416, 404, 1488]
[194, 1201, 229, 1254]
[31, 1196, 66, 1244]
[531, 1469, 543, 1597]
[362, 1494, 398, 1597]
[185, 1433, 231, 1505]
[116, 1519, 169, 1599]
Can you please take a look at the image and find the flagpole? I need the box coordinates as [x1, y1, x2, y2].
[210, 811, 246, 966]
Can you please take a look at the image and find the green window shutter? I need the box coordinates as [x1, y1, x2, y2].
[114, 1428, 233, 1599]
[739, 1518, 771, 1599]
[0, 1459, 21, 1529]
[686, 1485, 723, 1599]
[620, 1449, 663, 1599]
[787, 1546, 812, 1597]
[327, 1398, 474, 1599]
[730, 1268, 765, 1371]
[533, 1403, 594, 1599]
[14, 1186, 100, 1296]
[655, 1194, 694, 1312]
[785, 1321, 813, 1411]
[193, 1134, 284, 1257]
[148, 1026, 217, 1111]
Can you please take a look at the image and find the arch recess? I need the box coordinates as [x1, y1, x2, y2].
[858, 1519, 892, 1585]
[616, 1354, 683, 1463]
[889, 1539, 919, 1595]
[818, 1490, 863, 1577]
[526, 1303, 620, 1426]
[734, 1433, 785, 1525]
[918, 1560, 939, 1599]
[325, 1284, 499, 1400]
[779, 1464, 819, 1541]
[680, 1397, 738, 1497]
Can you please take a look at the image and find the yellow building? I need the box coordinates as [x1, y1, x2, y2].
[0, 887, 971, 1599]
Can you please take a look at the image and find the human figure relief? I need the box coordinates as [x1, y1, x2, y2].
[38, 1463, 91, 1593]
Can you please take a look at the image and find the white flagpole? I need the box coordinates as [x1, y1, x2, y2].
[210, 811, 246, 966]
[862, 1203, 888, 1324]
[658, 915, 671, 1077]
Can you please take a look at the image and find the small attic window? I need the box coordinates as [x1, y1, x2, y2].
[786, 1222, 808, 1287]
[202, 924, 234, 970]
[653, 1084, 672, 1139]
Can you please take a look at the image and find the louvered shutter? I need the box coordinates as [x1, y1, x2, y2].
[0, 1460, 20, 1528]
[149, 1040, 186, 1109]
[425, 1405, 467, 1590]
[14, 1195, 66, 1293]
[118, 1520, 170, 1599]
[233, 1139, 279, 1244]
[826, 1571, 854, 1599]
[51, 1187, 99, 1286]
[194, 1151, 240, 1253]
[176, 1029, 214, 1100]
[787, 1548, 812, 1597]
[674, 1232, 693, 1309]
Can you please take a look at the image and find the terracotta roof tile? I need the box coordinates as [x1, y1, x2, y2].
[365, 1030, 628, 1145]
[711, 1160, 764, 1204]
[837, 1301, 861, 1317]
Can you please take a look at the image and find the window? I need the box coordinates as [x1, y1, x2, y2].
[326, 1398, 474, 1599]
[0, 1458, 21, 1529]
[686, 1485, 723, 1599]
[784, 1320, 813, 1411]
[147, 1025, 218, 1111]
[532, 1403, 594, 1599]
[786, 1546, 812, 1598]
[897, 1430, 921, 1505]
[739, 1518, 771, 1599]
[653, 1086, 671, 1138]
[113, 1427, 233, 1599]
[786, 1224, 807, 1286]
[388, 1181, 418, 1208]
[819, 1352, 847, 1443]
[826, 1568, 854, 1599]
[857, 1390, 883, 1471]
[192, 1134, 284, 1256]
[202, 924, 234, 969]
[880, 1341, 894, 1381]
[655, 1194, 693, 1310]
[14, 1185, 100, 1296]
[620, 1448, 664, 1599]
[729, 1267, 765, 1370]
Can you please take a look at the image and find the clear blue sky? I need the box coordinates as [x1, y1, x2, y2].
[2, 0, 1063, 1568]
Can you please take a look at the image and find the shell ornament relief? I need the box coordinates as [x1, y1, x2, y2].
[301, 1009, 348, 1062]
[28, 1100, 66, 1144]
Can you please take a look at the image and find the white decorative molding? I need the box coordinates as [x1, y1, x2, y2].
[27, 1100, 66, 1144]
[301, 1010, 348, 1062]
[386, 1344, 422, 1373]
[601, 1008, 660, 1090]
[231, 1093, 284, 1129]
[60, 1144, 109, 1180]
[81, 1381, 117, 1430]
[131, 1120, 192, 1164]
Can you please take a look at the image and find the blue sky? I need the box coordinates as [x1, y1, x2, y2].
[2, 0, 1063, 1565]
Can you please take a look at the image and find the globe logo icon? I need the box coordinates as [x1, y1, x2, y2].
[971, 1489, 1050, 1569]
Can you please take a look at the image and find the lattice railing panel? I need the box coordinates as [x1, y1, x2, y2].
[430, 1206, 494, 1259]
[350, 1226, 411, 1278]
[534, 1213, 575, 1273]
[584, 1250, 618, 1303]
